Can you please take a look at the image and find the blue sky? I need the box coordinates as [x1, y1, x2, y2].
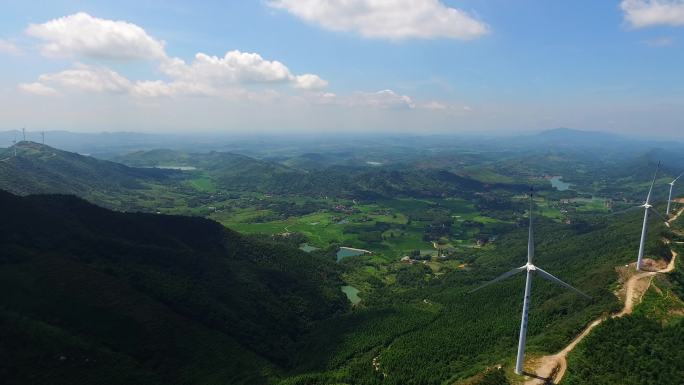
[1, 0, 683, 136]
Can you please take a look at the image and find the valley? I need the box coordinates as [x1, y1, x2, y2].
[3, 3, 684, 383]
[1, 130, 683, 384]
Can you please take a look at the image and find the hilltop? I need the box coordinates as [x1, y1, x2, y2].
[0, 141, 174, 196]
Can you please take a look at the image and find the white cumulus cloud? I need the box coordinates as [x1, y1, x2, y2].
[293, 74, 328, 90]
[157, 50, 328, 94]
[352, 89, 415, 109]
[165, 51, 289, 83]
[37, 64, 133, 93]
[621, 0, 684, 28]
[131, 80, 217, 98]
[20, 14, 329, 100]
[0, 39, 21, 55]
[421, 101, 448, 110]
[18, 82, 58, 96]
[268, 0, 489, 40]
[26, 12, 167, 60]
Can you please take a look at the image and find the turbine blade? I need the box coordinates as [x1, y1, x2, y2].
[535, 267, 591, 299]
[607, 205, 641, 217]
[648, 207, 668, 223]
[470, 266, 525, 293]
[645, 162, 660, 205]
[528, 188, 535, 264]
[674, 172, 684, 183]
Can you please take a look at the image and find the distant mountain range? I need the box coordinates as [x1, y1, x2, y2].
[116, 148, 508, 198]
[0, 142, 513, 213]
[2, 134, 681, 210]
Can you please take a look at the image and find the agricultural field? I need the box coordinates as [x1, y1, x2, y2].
[207, 195, 509, 260]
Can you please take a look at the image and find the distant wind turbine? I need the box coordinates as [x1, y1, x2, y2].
[471, 190, 590, 375]
[666, 172, 684, 218]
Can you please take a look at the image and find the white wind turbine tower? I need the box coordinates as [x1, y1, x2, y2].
[635, 163, 665, 271]
[666, 172, 684, 218]
[471, 190, 590, 375]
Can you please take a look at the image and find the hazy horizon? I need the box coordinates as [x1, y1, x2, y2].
[0, 127, 681, 143]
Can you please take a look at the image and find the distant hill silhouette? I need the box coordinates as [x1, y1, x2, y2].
[117, 148, 501, 198]
[0, 141, 174, 198]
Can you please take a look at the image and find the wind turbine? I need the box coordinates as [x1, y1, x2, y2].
[636, 163, 664, 271]
[666, 172, 684, 218]
[471, 190, 590, 375]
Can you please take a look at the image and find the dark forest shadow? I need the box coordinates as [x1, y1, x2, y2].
[522, 371, 555, 384]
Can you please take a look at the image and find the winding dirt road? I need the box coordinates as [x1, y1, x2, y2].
[524, 207, 683, 385]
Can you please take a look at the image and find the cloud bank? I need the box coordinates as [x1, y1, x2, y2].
[26, 12, 167, 60]
[15, 10, 463, 135]
[18, 12, 440, 110]
[621, 0, 684, 28]
[268, 0, 489, 40]
[21, 13, 328, 98]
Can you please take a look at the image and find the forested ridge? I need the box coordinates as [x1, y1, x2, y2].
[116, 148, 531, 199]
[277, 212, 671, 384]
[0, 190, 346, 385]
[0, 142, 174, 195]
[0, 189, 673, 384]
[564, 241, 684, 385]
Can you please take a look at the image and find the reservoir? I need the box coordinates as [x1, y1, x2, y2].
[299, 243, 318, 253]
[341, 285, 361, 305]
[336, 247, 370, 262]
[550, 176, 571, 191]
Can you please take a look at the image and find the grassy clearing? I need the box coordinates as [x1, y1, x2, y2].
[206, 196, 512, 259]
[188, 175, 216, 192]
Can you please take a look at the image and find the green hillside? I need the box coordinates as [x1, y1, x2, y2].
[1, 142, 680, 384]
[564, 244, 684, 385]
[116, 149, 517, 199]
[0, 190, 346, 385]
[0, 142, 177, 209]
[275, 210, 671, 384]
